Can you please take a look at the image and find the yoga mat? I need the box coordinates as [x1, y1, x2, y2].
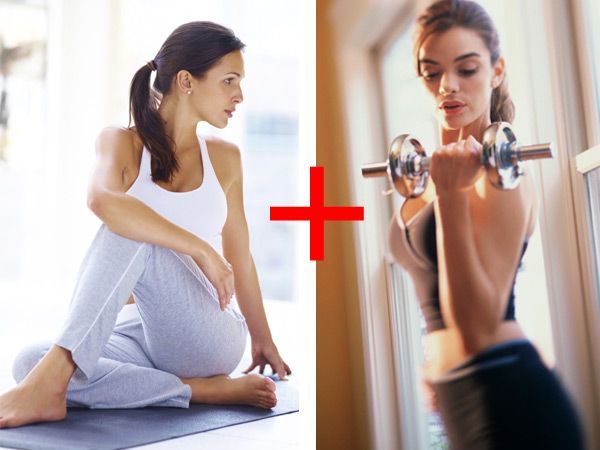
[0, 381, 298, 450]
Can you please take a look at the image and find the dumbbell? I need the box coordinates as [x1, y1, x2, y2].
[361, 122, 554, 198]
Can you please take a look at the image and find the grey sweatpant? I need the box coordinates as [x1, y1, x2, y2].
[11, 224, 248, 409]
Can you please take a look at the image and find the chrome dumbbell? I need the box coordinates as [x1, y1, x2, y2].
[361, 122, 554, 198]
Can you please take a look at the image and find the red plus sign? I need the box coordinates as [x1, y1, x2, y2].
[270, 166, 364, 261]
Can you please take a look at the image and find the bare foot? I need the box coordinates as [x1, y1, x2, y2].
[0, 345, 75, 429]
[181, 373, 277, 409]
[0, 382, 67, 429]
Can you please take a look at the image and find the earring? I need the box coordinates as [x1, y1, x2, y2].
[186, 90, 192, 95]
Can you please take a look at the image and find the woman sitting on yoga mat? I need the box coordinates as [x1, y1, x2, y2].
[0, 21, 291, 429]
[387, 1, 583, 448]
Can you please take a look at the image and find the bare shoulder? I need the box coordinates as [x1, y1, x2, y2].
[95, 126, 141, 163]
[96, 126, 132, 148]
[94, 126, 144, 189]
[204, 135, 241, 164]
[204, 135, 242, 193]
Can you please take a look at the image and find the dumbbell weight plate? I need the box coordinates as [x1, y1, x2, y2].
[482, 122, 521, 189]
[389, 134, 429, 198]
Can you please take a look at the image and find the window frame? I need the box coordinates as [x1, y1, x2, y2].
[328, 0, 429, 448]
[539, 0, 600, 436]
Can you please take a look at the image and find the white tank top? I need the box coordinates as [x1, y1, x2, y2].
[126, 133, 228, 253]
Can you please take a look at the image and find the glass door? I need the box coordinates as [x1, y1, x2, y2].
[577, 0, 600, 303]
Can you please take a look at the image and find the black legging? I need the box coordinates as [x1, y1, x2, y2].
[432, 339, 584, 450]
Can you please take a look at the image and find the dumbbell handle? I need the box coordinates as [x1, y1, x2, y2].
[361, 142, 553, 178]
[512, 142, 553, 160]
[362, 162, 388, 178]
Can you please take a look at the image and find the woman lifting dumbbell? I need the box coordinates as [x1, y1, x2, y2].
[366, 1, 584, 448]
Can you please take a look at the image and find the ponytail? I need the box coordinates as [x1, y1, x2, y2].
[490, 76, 515, 123]
[128, 63, 179, 183]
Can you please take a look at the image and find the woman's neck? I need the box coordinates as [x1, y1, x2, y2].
[157, 96, 200, 154]
[440, 114, 491, 145]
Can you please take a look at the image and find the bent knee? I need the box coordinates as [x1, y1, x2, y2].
[12, 342, 51, 383]
[208, 327, 247, 376]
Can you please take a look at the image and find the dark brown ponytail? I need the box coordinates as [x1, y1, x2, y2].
[490, 77, 514, 123]
[128, 21, 245, 183]
[413, 0, 515, 124]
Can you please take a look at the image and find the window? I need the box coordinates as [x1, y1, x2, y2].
[584, 168, 600, 298]
[0, 0, 50, 390]
[577, 0, 600, 303]
[581, 0, 600, 116]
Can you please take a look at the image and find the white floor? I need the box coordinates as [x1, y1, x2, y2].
[0, 281, 302, 450]
[131, 411, 303, 450]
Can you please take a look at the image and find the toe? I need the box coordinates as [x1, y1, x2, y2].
[257, 392, 276, 409]
[260, 397, 275, 409]
[263, 392, 277, 408]
[263, 377, 276, 392]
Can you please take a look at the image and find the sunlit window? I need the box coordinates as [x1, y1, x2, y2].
[577, 0, 600, 304]
[584, 168, 600, 297]
[581, 0, 600, 116]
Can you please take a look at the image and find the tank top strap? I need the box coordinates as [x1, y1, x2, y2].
[197, 134, 217, 183]
[140, 144, 151, 173]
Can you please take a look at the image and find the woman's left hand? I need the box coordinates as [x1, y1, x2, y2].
[243, 339, 292, 381]
[430, 135, 484, 194]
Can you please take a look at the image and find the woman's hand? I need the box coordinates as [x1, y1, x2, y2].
[243, 339, 292, 381]
[430, 135, 484, 194]
[192, 245, 235, 311]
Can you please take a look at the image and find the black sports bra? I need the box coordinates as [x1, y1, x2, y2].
[388, 201, 527, 333]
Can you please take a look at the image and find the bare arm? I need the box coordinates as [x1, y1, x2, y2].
[87, 127, 209, 256]
[87, 127, 234, 305]
[219, 144, 271, 341]
[219, 140, 291, 379]
[432, 137, 532, 353]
